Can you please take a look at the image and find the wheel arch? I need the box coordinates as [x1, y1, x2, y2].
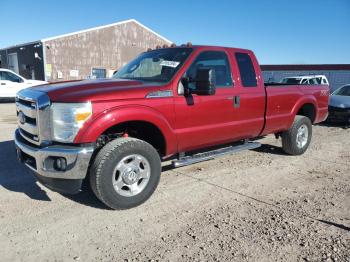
[296, 103, 316, 123]
[74, 105, 177, 157]
[292, 97, 317, 124]
[101, 120, 167, 157]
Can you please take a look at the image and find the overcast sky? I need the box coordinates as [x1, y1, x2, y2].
[1, 0, 349, 64]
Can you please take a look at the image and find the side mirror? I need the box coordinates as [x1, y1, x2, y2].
[193, 68, 216, 95]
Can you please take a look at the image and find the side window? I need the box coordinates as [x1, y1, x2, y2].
[235, 53, 257, 87]
[3, 71, 23, 83]
[322, 78, 327, 84]
[185, 51, 233, 89]
[309, 78, 317, 85]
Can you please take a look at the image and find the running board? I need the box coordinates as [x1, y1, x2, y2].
[172, 142, 261, 168]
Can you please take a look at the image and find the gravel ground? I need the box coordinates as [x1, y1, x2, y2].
[0, 103, 349, 262]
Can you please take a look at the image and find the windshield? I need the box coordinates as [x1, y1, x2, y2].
[113, 48, 192, 83]
[333, 85, 350, 96]
[281, 78, 301, 84]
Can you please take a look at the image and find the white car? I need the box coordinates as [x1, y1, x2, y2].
[0, 69, 47, 100]
[281, 75, 329, 85]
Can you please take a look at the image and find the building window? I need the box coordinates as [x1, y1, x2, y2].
[92, 68, 106, 79]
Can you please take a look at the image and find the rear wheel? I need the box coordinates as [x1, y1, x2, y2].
[90, 138, 161, 209]
[282, 115, 312, 155]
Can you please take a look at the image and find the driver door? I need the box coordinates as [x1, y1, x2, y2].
[174, 50, 239, 152]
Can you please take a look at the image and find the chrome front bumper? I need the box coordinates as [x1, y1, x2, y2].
[14, 129, 94, 180]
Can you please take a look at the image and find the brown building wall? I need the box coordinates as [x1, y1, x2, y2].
[43, 21, 170, 81]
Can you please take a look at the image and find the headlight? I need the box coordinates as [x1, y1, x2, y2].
[51, 102, 92, 143]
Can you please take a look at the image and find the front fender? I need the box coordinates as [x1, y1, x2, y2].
[74, 105, 177, 156]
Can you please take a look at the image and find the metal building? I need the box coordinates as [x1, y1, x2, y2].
[0, 19, 171, 81]
[261, 64, 350, 92]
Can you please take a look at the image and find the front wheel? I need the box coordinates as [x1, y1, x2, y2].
[282, 115, 312, 155]
[90, 138, 161, 209]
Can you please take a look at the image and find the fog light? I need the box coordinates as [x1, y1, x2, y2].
[54, 157, 67, 171]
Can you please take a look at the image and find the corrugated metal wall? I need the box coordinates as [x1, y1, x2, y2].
[262, 70, 350, 92]
[43, 21, 169, 81]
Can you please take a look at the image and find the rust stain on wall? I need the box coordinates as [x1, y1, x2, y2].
[44, 21, 169, 81]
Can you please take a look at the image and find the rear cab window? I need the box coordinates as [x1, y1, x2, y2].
[235, 52, 257, 87]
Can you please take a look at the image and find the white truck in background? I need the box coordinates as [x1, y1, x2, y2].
[281, 75, 329, 85]
[0, 69, 47, 100]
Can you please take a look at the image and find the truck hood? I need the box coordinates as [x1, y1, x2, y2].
[329, 95, 350, 108]
[30, 79, 162, 102]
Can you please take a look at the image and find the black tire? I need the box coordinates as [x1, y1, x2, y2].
[281, 115, 312, 155]
[90, 138, 161, 209]
[325, 115, 333, 125]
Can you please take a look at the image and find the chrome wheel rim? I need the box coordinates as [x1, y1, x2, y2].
[112, 154, 151, 197]
[296, 124, 309, 149]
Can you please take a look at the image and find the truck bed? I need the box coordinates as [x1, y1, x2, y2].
[262, 84, 329, 136]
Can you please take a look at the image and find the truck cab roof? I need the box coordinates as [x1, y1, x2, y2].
[148, 44, 253, 53]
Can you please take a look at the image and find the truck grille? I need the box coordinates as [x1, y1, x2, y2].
[16, 89, 51, 146]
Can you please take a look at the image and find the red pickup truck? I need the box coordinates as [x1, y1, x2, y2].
[15, 45, 329, 209]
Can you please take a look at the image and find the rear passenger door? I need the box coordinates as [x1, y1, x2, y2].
[231, 52, 265, 138]
[174, 50, 239, 152]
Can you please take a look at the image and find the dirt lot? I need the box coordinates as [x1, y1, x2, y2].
[0, 102, 349, 262]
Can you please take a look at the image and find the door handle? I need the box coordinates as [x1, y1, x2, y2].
[1, 83, 6, 85]
[234, 95, 240, 108]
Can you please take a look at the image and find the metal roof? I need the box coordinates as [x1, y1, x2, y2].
[41, 19, 172, 44]
[0, 40, 41, 51]
[0, 19, 172, 51]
